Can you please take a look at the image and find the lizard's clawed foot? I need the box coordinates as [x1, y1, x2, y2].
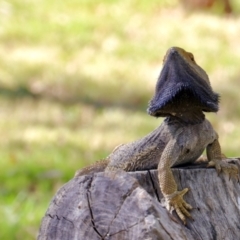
[163, 188, 193, 225]
[207, 160, 239, 182]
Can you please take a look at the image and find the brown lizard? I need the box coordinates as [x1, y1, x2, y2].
[76, 47, 239, 224]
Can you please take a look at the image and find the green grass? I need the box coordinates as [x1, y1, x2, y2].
[1, 0, 240, 239]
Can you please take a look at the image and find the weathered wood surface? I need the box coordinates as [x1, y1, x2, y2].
[38, 159, 240, 240]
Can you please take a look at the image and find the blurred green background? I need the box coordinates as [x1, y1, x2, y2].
[1, 0, 240, 239]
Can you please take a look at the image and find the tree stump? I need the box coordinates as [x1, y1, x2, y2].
[38, 158, 240, 240]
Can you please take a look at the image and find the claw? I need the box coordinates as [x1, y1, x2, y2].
[207, 160, 216, 168]
[164, 188, 192, 224]
[208, 159, 239, 181]
[176, 207, 187, 225]
[208, 160, 222, 175]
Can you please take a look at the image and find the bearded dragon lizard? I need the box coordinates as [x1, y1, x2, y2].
[76, 47, 239, 224]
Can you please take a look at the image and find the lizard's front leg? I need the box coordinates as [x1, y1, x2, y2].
[158, 140, 192, 224]
[207, 139, 239, 181]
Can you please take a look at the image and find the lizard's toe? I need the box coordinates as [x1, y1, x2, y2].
[175, 207, 187, 225]
[175, 204, 193, 225]
[207, 160, 221, 174]
[182, 200, 193, 211]
[208, 160, 239, 181]
[165, 188, 193, 225]
[227, 164, 239, 181]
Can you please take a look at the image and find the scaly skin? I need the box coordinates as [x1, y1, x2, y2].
[76, 47, 239, 224]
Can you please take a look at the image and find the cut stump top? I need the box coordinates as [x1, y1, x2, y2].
[38, 159, 240, 240]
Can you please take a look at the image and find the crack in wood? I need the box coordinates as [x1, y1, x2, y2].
[47, 214, 74, 225]
[48, 214, 54, 219]
[158, 220, 175, 240]
[62, 216, 74, 228]
[189, 222, 204, 240]
[148, 170, 160, 202]
[209, 222, 217, 240]
[109, 219, 144, 237]
[53, 199, 59, 207]
[104, 189, 133, 238]
[86, 177, 104, 239]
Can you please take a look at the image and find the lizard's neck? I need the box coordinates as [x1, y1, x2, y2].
[165, 110, 205, 125]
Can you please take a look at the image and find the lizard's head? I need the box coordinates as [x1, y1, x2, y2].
[147, 47, 219, 122]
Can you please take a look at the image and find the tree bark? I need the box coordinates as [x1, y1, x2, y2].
[38, 158, 240, 240]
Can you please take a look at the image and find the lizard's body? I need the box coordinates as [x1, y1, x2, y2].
[76, 47, 238, 224]
[106, 118, 217, 172]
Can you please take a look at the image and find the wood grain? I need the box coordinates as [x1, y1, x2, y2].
[38, 159, 240, 240]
